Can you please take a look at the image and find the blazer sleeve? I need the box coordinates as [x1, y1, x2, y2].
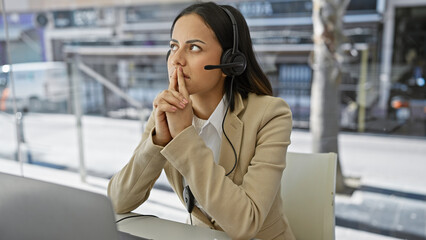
[107, 112, 167, 213]
[160, 97, 292, 240]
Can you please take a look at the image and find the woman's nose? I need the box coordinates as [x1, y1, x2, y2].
[170, 49, 186, 67]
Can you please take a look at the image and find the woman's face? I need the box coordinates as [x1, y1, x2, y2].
[168, 13, 225, 98]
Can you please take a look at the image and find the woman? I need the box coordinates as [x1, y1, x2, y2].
[108, 2, 295, 239]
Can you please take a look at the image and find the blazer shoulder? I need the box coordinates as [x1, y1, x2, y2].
[246, 93, 291, 112]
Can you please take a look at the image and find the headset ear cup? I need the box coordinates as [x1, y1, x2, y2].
[231, 52, 247, 76]
[221, 49, 247, 76]
[221, 49, 233, 72]
[220, 49, 232, 64]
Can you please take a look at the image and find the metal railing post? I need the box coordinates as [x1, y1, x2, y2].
[71, 55, 87, 183]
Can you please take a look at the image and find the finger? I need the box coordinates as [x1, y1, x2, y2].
[153, 105, 164, 119]
[160, 90, 186, 108]
[168, 68, 178, 91]
[155, 90, 185, 108]
[177, 67, 189, 98]
[156, 101, 177, 113]
[169, 90, 188, 108]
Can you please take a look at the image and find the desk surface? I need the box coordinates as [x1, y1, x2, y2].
[116, 213, 231, 240]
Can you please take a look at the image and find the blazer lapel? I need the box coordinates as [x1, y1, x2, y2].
[218, 94, 244, 180]
[164, 94, 245, 226]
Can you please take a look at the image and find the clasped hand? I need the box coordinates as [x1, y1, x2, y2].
[152, 67, 193, 146]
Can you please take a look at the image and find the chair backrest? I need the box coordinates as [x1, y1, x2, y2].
[281, 152, 337, 240]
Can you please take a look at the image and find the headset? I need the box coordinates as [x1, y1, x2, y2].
[167, 6, 244, 218]
[204, 7, 247, 76]
[207, 6, 241, 179]
[167, 6, 247, 77]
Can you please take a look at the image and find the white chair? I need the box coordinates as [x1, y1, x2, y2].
[281, 152, 337, 240]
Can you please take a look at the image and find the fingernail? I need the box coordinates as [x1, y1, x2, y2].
[182, 98, 188, 104]
[171, 106, 177, 112]
[179, 103, 185, 108]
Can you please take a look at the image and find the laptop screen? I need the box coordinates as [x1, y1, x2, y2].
[0, 172, 122, 240]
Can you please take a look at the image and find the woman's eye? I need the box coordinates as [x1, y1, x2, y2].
[170, 44, 178, 51]
[190, 45, 201, 52]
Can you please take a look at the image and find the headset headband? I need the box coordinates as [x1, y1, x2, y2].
[220, 7, 238, 55]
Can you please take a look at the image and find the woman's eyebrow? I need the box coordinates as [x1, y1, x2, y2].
[170, 39, 206, 44]
[186, 39, 206, 44]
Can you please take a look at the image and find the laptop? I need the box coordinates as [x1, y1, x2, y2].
[0, 172, 148, 240]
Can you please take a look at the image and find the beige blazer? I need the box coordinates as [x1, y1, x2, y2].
[108, 93, 295, 240]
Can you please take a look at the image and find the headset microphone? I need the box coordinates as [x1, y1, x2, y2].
[204, 62, 244, 70]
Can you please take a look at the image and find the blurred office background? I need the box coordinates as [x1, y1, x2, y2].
[1, 0, 425, 239]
